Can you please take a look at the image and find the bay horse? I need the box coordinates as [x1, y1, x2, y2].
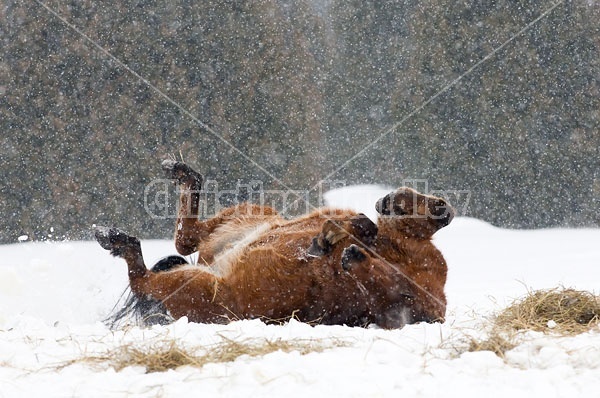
[96, 160, 454, 328]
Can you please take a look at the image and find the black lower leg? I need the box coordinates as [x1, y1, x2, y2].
[162, 160, 204, 218]
[94, 226, 147, 278]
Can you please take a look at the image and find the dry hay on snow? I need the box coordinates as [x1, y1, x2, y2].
[65, 337, 347, 373]
[465, 331, 518, 358]
[494, 287, 600, 335]
[465, 287, 600, 358]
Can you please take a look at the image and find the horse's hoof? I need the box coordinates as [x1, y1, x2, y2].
[94, 226, 140, 256]
[161, 160, 203, 186]
[306, 236, 328, 257]
[351, 214, 378, 245]
[341, 244, 367, 271]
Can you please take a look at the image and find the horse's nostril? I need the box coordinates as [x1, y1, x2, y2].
[431, 200, 447, 216]
[435, 205, 455, 227]
[437, 205, 447, 217]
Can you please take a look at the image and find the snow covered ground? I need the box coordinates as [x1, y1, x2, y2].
[1, 186, 599, 397]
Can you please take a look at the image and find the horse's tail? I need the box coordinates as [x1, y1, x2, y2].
[105, 255, 189, 328]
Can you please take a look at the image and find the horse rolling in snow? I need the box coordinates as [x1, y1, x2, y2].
[95, 160, 454, 328]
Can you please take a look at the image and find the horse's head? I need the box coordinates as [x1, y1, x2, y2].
[375, 187, 454, 239]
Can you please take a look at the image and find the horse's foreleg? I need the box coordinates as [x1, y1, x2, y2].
[307, 214, 378, 256]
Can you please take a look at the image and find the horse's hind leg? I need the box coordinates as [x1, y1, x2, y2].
[94, 226, 148, 280]
[95, 225, 227, 324]
[162, 160, 206, 255]
[162, 160, 281, 258]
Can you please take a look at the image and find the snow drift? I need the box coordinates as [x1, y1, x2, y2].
[0, 185, 599, 397]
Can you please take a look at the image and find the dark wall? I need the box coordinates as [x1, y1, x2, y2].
[1, 0, 598, 243]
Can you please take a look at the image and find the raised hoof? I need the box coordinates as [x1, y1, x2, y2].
[94, 226, 140, 257]
[161, 160, 203, 187]
[341, 244, 367, 271]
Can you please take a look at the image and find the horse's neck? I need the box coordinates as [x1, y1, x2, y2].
[374, 228, 436, 262]
[374, 232, 406, 255]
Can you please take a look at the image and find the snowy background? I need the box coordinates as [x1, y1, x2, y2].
[3, 1, 599, 244]
[1, 186, 599, 397]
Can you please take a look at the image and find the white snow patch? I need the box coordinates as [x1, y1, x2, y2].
[323, 184, 391, 221]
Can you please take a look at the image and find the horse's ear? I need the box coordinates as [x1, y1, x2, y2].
[375, 194, 391, 215]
